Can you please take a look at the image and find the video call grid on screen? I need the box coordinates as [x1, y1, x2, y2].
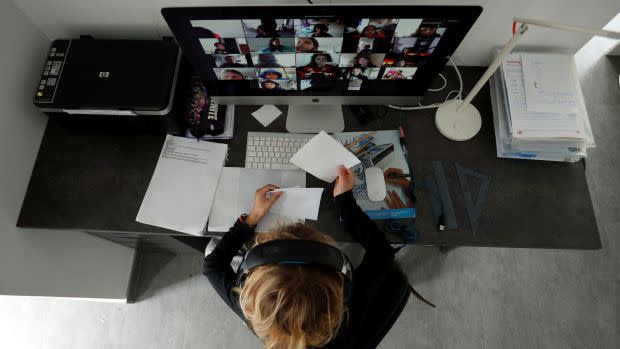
[187, 17, 449, 90]
[162, 6, 482, 96]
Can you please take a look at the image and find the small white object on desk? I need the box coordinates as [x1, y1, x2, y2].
[290, 130, 361, 182]
[364, 167, 387, 202]
[251, 105, 282, 127]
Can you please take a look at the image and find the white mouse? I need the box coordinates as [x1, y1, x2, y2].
[365, 167, 387, 202]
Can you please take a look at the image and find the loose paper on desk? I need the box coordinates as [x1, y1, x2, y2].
[269, 187, 324, 220]
[251, 105, 282, 127]
[136, 135, 227, 236]
[290, 130, 361, 182]
[208, 168, 307, 232]
[521, 54, 578, 114]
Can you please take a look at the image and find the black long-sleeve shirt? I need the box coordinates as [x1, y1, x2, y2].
[203, 190, 401, 348]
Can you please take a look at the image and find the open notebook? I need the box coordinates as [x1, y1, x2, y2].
[206, 168, 307, 233]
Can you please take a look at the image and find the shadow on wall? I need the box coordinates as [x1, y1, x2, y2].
[127, 251, 202, 303]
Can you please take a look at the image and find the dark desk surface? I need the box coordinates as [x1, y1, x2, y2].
[17, 67, 601, 249]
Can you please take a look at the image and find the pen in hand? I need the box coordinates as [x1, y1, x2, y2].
[387, 173, 411, 179]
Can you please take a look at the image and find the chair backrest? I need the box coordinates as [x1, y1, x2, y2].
[361, 262, 412, 349]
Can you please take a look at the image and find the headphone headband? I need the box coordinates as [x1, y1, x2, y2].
[236, 239, 353, 302]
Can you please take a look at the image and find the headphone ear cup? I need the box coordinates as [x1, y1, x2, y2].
[237, 270, 248, 289]
[342, 278, 352, 304]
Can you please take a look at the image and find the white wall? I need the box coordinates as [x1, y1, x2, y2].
[0, 0, 135, 301]
[13, 0, 620, 66]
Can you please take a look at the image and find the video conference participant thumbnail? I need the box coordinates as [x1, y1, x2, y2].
[296, 53, 340, 80]
[339, 67, 380, 81]
[213, 54, 249, 68]
[339, 53, 384, 68]
[381, 67, 418, 80]
[198, 38, 242, 54]
[294, 19, 345, 37]
[295, 37, 343, 53]
[214, 68, 257, 80]
[391, 19, 447, 55]
[251, 53, 296, 68]
[242, 19, 295, 38]
[246, 37, 296, 53]
[256, 68, 297, 91]
[342, 18, 398, 53]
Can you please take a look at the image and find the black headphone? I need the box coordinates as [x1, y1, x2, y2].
[236, 240, 353, 303]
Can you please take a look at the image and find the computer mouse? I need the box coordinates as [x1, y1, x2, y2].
[365, 167, 387, 202]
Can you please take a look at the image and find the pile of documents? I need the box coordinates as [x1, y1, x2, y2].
[489, 52, 595, 162]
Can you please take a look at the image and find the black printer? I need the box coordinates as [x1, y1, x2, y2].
[33, 37, 182, 131]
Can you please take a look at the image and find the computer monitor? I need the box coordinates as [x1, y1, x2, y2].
[162, 5, 482, 132]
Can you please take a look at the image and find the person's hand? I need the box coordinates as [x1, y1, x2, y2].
[384, 168, 411, 188]
[333, 165, 355, 197]
[246, 184, 282, 226]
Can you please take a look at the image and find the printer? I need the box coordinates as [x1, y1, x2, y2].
[33, 37, 181, 127]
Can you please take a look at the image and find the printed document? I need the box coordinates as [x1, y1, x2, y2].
[136, 135, 227, 235]
[290, 131, 360, 182]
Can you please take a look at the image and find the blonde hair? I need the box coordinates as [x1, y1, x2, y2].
[238, 223, 346, 349]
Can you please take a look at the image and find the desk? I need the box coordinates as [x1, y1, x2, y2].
[17, 67, 601, 251]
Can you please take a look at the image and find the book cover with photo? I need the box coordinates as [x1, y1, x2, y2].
[334, 130, 415, 219]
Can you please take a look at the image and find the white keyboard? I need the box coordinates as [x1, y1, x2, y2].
[245, 132, 314, 170]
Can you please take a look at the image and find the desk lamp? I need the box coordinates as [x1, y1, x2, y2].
[435, 17, 620, 141]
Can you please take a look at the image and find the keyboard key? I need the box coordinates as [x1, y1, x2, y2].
[264, 163, 272, 169]
[247, 146, 255, 151]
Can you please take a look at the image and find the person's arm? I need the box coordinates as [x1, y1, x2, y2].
[332, 166, 394, 261]
[203, 184, 283, 318]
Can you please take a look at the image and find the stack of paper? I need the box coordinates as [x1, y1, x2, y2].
[490, 52, 595, 162]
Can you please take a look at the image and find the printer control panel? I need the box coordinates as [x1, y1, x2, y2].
[34, 39, 70, 104]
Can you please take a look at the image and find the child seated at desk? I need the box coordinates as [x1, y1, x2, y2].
[204, 165, 411, 349]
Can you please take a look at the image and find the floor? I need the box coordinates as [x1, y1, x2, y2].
[2, 50, 620, 349]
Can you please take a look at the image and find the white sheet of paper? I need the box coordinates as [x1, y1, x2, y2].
[269, 187, 324, 220]
[521, 54, 578, 114]
[208, 168, 306, 232]
[136, 136, 227, 235]
[251, 105, 282, 127]
[290, 131, 361, 182]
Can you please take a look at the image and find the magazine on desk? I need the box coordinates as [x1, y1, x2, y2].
[333, 130, 416, 220]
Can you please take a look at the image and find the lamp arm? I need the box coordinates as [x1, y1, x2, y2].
[513, 17, 620, 39]
[456, 23, 528, 112]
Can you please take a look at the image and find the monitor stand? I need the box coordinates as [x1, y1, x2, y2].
[285, 105, 344, 133]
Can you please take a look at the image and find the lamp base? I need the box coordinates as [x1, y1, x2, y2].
[435, 99, 482, 141]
